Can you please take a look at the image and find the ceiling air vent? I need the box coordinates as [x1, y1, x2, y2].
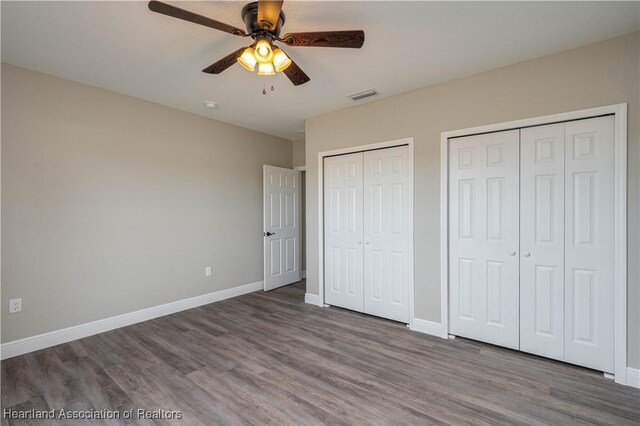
[348, 89, 378, 101]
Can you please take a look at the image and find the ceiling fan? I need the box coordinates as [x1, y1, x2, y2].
[148, 0, 365, 86]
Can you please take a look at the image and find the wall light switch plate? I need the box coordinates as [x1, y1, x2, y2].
[9, 298, 22, 313]
[205, 266, 212, 277]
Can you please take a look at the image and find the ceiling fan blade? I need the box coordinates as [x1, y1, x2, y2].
[202, 47, 247, 74]
[257, 0, 284, 31]
[283, 58, 310, 86]
[281, 30, 365, 48]
[148, 1, 247, 37]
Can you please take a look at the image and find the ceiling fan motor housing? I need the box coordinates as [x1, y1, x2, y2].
[241, 2, 285, 37]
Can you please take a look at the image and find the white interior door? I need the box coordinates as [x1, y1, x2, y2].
[324, 153, 364, 311]
[448, 130, 520, 349]
[520, 123, 566, 360]
[363, 146, 411, 323]
[263, 165, 301, 291]
[563, 116, 615, 373]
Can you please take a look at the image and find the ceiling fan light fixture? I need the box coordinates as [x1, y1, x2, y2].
[237, 47, 257, 71]
[257, 62, 275, 76]
[149, 0, 365, 86]
[254, 39, 274, 63]
[272, 48, 291, 72]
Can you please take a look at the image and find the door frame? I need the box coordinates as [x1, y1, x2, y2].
[294, 166, 306, 278]
[440, 104, 628, 385]
[317, 137, 415, 328]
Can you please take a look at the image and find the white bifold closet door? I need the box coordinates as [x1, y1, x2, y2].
[520, 117, 615, 373]
[324, 152, 365, 312]
[450, 115, 615, 374]
[563, 117, 615, 373]
[448, 130, 521, 349]
[363, 147, 411, 323]
[520, 123, 566, 360]
[324, 145, 411, 323]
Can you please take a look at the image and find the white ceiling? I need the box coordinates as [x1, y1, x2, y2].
[2, 1, 639, 140]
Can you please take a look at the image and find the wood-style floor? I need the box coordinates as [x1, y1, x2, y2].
[2, 280, 639, 425]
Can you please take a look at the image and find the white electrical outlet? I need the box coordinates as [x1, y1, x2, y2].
[9, 298, 22, 313]
[205, 266, 212, 277]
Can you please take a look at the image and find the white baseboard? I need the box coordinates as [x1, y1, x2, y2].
[0, 280, 263, 360]
[410, 318, 448, 339]
[304, 292, 322, 307]
[626, 367, 640, 388]
[5, 283, 638, 390]
[301, 270, 306, 279]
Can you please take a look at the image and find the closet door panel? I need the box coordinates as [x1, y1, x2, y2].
[564, 116, 615, 373]
[520, 124, 565, 360]
[363, 146, 411, 323]
[324, 153, 364, 312]
[449, 130, 520, 349]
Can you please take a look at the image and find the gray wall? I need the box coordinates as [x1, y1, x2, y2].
[292, 138, 305, 168]
[305, 33, 640, 367]
[1, 64, 292, 343]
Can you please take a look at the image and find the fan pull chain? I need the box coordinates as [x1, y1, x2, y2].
[260, 77, 275, 95]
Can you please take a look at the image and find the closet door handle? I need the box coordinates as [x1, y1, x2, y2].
[357, 241, 362, 245]
[509, 250, 516, 256]
[523, 251, 531, 257]
[365, 241, 370, 245]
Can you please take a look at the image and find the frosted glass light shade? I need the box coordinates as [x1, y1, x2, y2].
[272, 48, 291, 72]
[257, 62, 275, 75]
[237, 47, 257, 71]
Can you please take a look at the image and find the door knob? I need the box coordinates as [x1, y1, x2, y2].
[264, 232, 275, 236]
[509, 250, 516, 256]
[365, 241, 370, 245]
[357, 241, 362, 245]
[523, 251, 531, 257]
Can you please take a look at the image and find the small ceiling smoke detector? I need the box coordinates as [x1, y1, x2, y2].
[347, 89, 378, 101]
[204, 101, 218, 109]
